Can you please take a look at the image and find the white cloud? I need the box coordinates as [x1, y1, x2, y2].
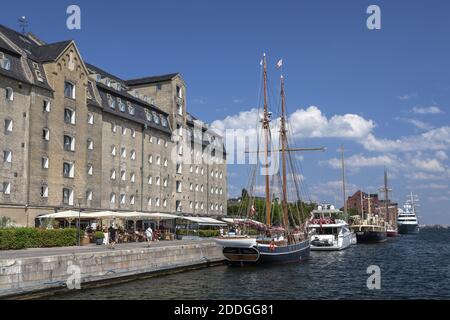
[412, 106, 443, 114]
[323, 154, 402, 170]
[411, 158, 446, 173]
[399, 93, 417, 101]
[211, 106, 375, 140]
[362, 127, 450, 152]
[288, 106, 375, 139]
[435, 151, 448, 161]
[406, 119, 434, 131]
[415, 183, 448, 190]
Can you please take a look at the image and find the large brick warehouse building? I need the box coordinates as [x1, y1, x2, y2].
[0, 24, 227, 226]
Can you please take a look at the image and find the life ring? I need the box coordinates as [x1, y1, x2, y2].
[269, 242, 276, 251]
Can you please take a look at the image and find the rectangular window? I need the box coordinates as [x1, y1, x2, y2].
[176, 181, 182, 193]
[64, 108, 75, 124]
[64, 82, 75, 99]
[120, 194, 126, 205]
[42, 156, 49, 169]
[87, 113, 94, 125]
[121, 170, 126, 181]
[176, 86, 183, 99]
[43, 100, 51, 112]
[63, 162, 74, 178]
[176, 163, 182, 174]
[4, 119, 13, 132]
[64, 135, 75, 151]
[2, 182, 11, 195]
[3, 150, 12, 163]
[62, 188, 74, 205]
[41, 185, 49, 198]
[86, 190, 93, 201]
[87, 164, 93, 176]
[176, 200, 182, 212]
[87, 139, 94, 150]
[43, 128, 50, 141]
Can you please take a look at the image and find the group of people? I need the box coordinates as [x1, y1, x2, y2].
[85, 225, 156, 249]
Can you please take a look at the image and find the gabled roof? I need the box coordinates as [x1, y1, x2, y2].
[85, 62, 126, 84]
[30, 40, 72, 62]
[125, 73, 180, 86]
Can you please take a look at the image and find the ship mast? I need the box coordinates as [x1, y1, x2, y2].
[280, 75, 289, 229]
[339, 145, 347, 217]
[262, 54, 272, 227]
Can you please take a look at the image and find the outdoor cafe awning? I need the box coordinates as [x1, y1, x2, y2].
[39, 211, 93, 219]
[179, 216, 227, 226]
[39, 211, 180, 220]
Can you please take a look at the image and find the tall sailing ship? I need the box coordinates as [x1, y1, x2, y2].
[215, 54, 320, 265]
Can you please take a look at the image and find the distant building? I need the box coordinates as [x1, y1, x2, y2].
[346, 191, 379, 216]
[0, 24, 227, 226]
[347, 190, 398, 222]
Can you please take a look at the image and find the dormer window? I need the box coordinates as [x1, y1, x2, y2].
[152, 111, 160, 124]
[0, 53, 11, 70]
[118, 98, 126, 112]
[64, 82, 75, 99]
[145, 109, 152, 122]
[161, 116, 168, 127]
[127, 102, 135, 115]
[107, 94, 116, 109]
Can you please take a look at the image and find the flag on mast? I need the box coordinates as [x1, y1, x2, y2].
[276, 59, 283, 69]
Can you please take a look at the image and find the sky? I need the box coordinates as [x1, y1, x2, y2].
[1, 0, 449, 224]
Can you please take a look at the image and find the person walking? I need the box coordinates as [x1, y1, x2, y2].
[108, 225, 117, 249]
[145, 225, 153, 247]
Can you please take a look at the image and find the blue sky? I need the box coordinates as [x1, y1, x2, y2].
[2, 0, 450, 224]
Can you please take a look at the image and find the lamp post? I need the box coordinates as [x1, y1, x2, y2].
[77, 197, 83, 246]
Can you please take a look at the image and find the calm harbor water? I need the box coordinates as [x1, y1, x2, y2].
[50, 228, 450, 300]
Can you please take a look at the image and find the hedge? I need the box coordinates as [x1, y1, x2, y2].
[176, 229, 220, 238]
[0, 228, 78, 250]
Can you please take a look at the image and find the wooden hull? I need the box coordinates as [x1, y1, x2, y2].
[223, 240, 310, 266]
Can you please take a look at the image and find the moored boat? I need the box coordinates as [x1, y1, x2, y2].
[349, 192, 387, 243]
[397, 193, 420, 234]
[215, 55, 320, 265]
[308, 205, 355, 251]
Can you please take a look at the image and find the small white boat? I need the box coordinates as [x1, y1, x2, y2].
[308, 205, 355, 251]
[214, 236, 257, 248]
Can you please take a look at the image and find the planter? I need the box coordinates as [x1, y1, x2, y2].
[95, 238, 104, 245]
[81, 237, 91, 246]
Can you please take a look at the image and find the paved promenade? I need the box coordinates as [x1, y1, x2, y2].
[0, 239, 213, 260]
[0, 239, 223, 298]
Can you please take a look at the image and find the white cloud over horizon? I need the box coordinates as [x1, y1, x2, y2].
[411, 106, 443, 115]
